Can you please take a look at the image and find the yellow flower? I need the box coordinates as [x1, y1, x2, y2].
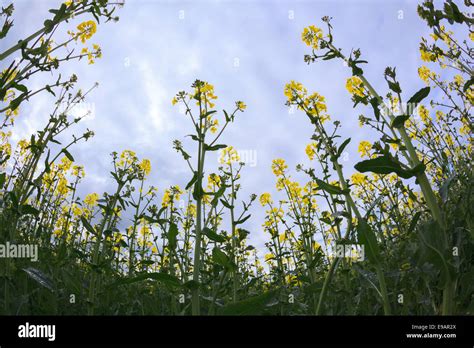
[358, 141, 372, 158]
[301, 25, 323, 49]
[418, 65, 434, 85]
[193, 80, 217, 109]
[59, 156, 72, 172]
[305, 142, 318, 161]
[77, 20, 97, 43]
[284, 80, 307, 103]
[345, 76, 365, 98]
[72, 165, 85, 178]
[162, 185, 183, 207]
[351, 173, 367, 185]
[72, 204, 83, 217]
[259, 193, 272, 206]
[219, 146, 240, 165]
[271, 158, 287, 176]
[417, 105, 430, 124]
[420, 47, 436, 62]
[453, 75, 464, 86]
[139, 159, 152, 176]
[236, 101, 246, 111]
[264, 253, 274, 263]
[84, 193, 99, 206]
[279, 232, 286, 243]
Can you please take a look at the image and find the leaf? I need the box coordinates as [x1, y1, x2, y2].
[390, 115, 410, 129]
[212, 247, 233, 270]
[407, 86, 430, 105]
[416, 219, 453, 287]
[185, 171, 198, 190]
[13, 83, 28, 93]
[203, 227, 226, 243]
[369, 97, 380, 121]
[218, 290, 278, 315]
[387, 80, 401, 94]
[108, 272, 181, 289]
[62, 149, 74, 162]
[463, 78, 473, 92]
[220, 199, 233, 209]
[354, 155, 415, 179]
[168, 222, 178, 249]
[183, 280, 200, 290]
[337, 138, 351, 158]
[356, 220, 381, 265]
[407, 211, 422, 234]
[23, 267, 55, 292]
[204, 143, 227, 152]
[0, 172, 6, 189]
[20, 204, 39, 216]
[315, 178, 344, 195]
[192, 183, 203, 201]
[234, 214, 251, 225]
[80, 216, 96, 235]
[439, 174, 456, 203]
[45, 85, 56, 96]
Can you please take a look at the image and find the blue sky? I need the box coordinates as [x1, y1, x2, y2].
[4, 0, 435, 255]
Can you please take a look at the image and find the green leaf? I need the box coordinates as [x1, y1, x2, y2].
[416, 220, 453, 287]
[0, 172, 6, 189]
[168, 222, 178, 249]
[407, 86, 430, 105]
[185, 171, 198, 190]
[234, 214, 251, 225]
[203, 227, 226, 243]
[13, 83, 28, 93]
[20, 204, 39, 216]
[369, 97, 380, 121]
[62, 149, 74, 162]
[45, 85, 56, 96]
[407, 211, 422, 234]
[218, 290, 278, 315]
[108, 272, 181, 289]
[212, 247, 233, 270]
[204, 143, 227, 152]
[356, 220, 381, 264]
[315, 178, 344, 195]
[463, 78, 473, 92]
[337, 138, 351, 158]
[192, 183, 203, 201]
[354, 155, 414, 179]
[387, 80, 401, 94]
[80, 216, 96, 235]
[220, 199, 233, 209]
[390, 115, 410, 129]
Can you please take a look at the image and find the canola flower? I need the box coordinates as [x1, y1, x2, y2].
[236, 101, 246, 111]
[84, 193, 100, 206]
[77, 20, 97, 43]
[271, 158, 287, 177]
[301, 25, 324, 50]
[418, 65, 435, 85]
[219, 146, 240, 165]
[345, 76, 365, 98]
[139, 159, 152, 176]
[305, 142, 318, 161]
[358, 140, 372, 158]
[259, 192, 272, 206]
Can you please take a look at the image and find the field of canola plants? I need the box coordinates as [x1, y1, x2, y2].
[0, 0, 473, 316]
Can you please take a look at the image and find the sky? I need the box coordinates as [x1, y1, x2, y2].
[3, 0, 437, 256]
